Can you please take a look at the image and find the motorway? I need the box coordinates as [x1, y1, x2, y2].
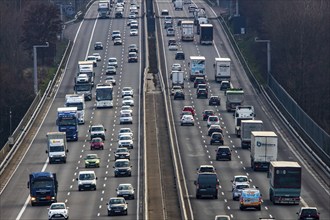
[0, 0, 329, 220]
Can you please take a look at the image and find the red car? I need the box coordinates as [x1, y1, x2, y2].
[182, 106, 195, 116]
[90, 137, 104, 150]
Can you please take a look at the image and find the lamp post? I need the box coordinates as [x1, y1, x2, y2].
[255, 37, 271, 85]
[33, 42, 49, 95]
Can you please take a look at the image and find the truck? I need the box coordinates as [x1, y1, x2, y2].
[214, 57, 231, 82]
[46, 132, 68, 164]
[74, 74, 92, 101]
[181, 20, 194, 41]
[174, 0, 183, 10]
[240, 120, 263, 149]
[27, 172, 58, 206]
[193, 8, 207, 26]
[199, 23, 213, 45]
[171, 71, 184, 88]
[234, 106, 255, 137]
[225, 88, 244, 112]
[250, 131, 278, 171]
[77, 61, 95, 86]
[268, 161, 301, 205]
[65, 94, 85, 124]
[98, 0, 110, 18]
[189, 56, 206, 81]
[56, 107, 78, 141]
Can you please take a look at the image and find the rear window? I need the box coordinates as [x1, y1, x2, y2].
[161, 10, 169, 15]
[218, 147, 229, 153]
[198, 174, 218, 184]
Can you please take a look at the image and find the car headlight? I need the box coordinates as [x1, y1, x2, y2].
[51, 196, 55, 200]
[85, 160, 89, 164]
[31, 197, 36, 201]
[108, 206, 112, 211]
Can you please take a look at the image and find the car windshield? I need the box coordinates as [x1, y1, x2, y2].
[110, 199, 124, 204]
[118, 185, 132, 190]
[86, 154, 98, 159]
[301, 209, 317, 215]
[218, 148, 229, 153]
[199, 167, 214, 172]
[236, 184, 249, 190]
[235, 176, 248, 182]
[92, 127, 103, 131]
[115, 161, 129, 167]
[212, 134, 222, 138]
[209, 117, 218, 122]
[92, 138, 102, 143]
[205, 111, 213, 115]
[116, 148, 128, 153]
[120, 136, 132, 140]
[51, 204, 65, 210]
[79, 173, 95, 180]
[121, 114, 131, 117]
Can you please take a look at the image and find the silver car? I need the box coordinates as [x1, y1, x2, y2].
[116, 183, 135, 200]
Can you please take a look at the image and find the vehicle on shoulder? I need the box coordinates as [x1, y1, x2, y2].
[209, 96, 221, 106]
[208, 124, 223, 136]
[215, 146, 232, 161]
[202, 109, 215, 121]
[106, 197, 128, 216]
[296, 207, 320, 220]
[197, 165, 216, 173]
[210, 132, 224, 145]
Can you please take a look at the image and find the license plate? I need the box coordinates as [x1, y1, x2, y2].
[115, 210, 121, 213]
[120, 172, 126, 174]
[84, 185, 90, 187]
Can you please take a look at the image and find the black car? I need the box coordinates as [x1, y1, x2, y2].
[202, 110, 214, 121]
[210, 132, 224, 145]
[215, 146, 231, 161]
[220, 81, 231, 91]
[174, 90, 185, 100]
[107, 197, 128, 216]
[197, 88, 208, 98]
[297, 207, 320, 220]
[128, 52, 138, 63]
[209, 96, 221, 106]
[175, 51, 185, 60]
[128, 44, 138, 53]
[94, 42, 103, 50]
[208, 125, 223, 136]
[113, 159, 132, 177]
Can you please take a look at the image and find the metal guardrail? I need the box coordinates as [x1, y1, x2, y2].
[0, 41, 71, 175]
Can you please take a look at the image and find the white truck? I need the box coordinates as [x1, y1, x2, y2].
[240, 120, 263, 149]
[214, 57, 231, 82]
[189, 56, 206, 81]
[250, 131, 278, 171]
[171, 71, 184, 88]
[174, 0, 183, 10]
[65, 94, 85, 124]
[234, 106, 255, 137]
[181, 20, 194, 41]
[46, 132, 68, 164]
[77, 61, 95, 86]
[98, 0, 110, 18]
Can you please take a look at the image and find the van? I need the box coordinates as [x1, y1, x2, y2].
[194, 172, 219, 199]
[76, 171, 97, 191]
[239, 188, 262, 210]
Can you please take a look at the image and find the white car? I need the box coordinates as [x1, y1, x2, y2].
[231, 175, 249, 190]
[86, 55, 97, 67]
[122, 87, 134, 97]
[112, 30, 121, 40]
[114, 37, 122, 45]
[105, 76, 116, 85]
[207, 115, 220, 127]
[169, 43, 178, 51]
[122, 96, 134, 106]
[120, 112, 133, 124]
[181, 115, 194, 126]
[171, 85, 183, 95]
[118, 134, 134, 149]
[92, 53, 101, 61]
[118, 128, 133, 139]
[130, 28, 138, 36]
[48, 202, 69, 220]
[116, 183, 135, 200]
[108, 57, 118, 68]
[121, 105, 133, 115]
[171, 63, 182, 71]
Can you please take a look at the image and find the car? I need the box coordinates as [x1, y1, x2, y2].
[130, 28, 138, 36]
[197, 165, 216, 173]
[118, 134, 134, 148]
[167, 27, 175, 36]
[169, 43, 178, 51]
[182, 106, 195, 115]
[121, 106, 133, 115]
[128, 44, 138, 53]
[164, 16, 173, 23]
[174, 90, 185, 100]
[208, 125, 223, 136]
[168, 38, 177, 46]
[122, 87, 134, 97]
[171, 85, 183, 95]
[90, 124, 106, 140]
[239, 188, 262, 210]
[107, 197, 128, 216]
[181, 115, 195, 126]
[172, 63, 182, 71]
[112, 30, 121, 40]
[202, 109, 215, 121]
[94, 42, 103, 50]
[106, 66, 117, 75]
[207, 115, 220, 127]
[177, 19, 182, 26]
[114, 37, 122, 45]
[128, 13, 137, 19]
[92, 52, 101, 61]
[120, 112, 133, 125]
[122, 96, 134, 106]
[84, 153, 100, 168]
[116, 183, 135, 200]
[195, 172, 219, 199]
[214, 215, 231, 220]
[231, 175, 249, 190]
[161, 9, 169, 15]
[48, 202, 69, 220]
[232, 182, 250, 200]
[105, 75, 116, 85]
[220, 80, 231, 91]
[164, 20, 173, 29]
[194, 76, 206, 88]
[86, 55, 97, 67]
[77, 170, 97, 191]
[113, 159, 132, 177]
[210, 132, 224, 145]
[127, 18, 137, 26]
[175, 51, 185, 60]
[128, 52, 138, 63]
[296, 207, 320, 220]
[180, 111, 193, 120]
[115, 147, 131, 160]
[197, 88, 208, 98]
[90, 137, 104, 150]
[215, 146, 231, 161]
[188, 4, 197, 12]
[108, 57, 118, 67]
[115, 11, 123, 18]
[209, 96, 221, 106]
[130, 23, 138, 30]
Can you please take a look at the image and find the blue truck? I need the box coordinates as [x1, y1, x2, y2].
[56, 107, 78, 141]
[27, 172, 58, 206]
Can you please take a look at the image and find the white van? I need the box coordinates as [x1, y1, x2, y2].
[76, 171, 97, 191]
